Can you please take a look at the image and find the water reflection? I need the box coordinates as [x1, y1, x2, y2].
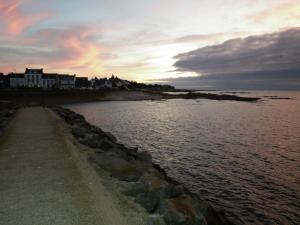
[67, 91, 300, 225]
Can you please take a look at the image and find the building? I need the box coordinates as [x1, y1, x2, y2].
[24, 68, 43, 87]
[42, 73, 58, 89]
[8, 68, 76, 89]
[0, 73, 9, 89]
[57, 74, 75, 89]
[9, 73, 25, 88]
[75, 77, 90, 89]
[92, 78, 112, 89]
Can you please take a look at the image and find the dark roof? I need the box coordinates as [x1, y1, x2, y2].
[25, 68, 43, 74]
[76, 77, 89, 81]
[59, 74, 75, 80]
[8, 73, 24, 78]
[43, 73, 57, 79]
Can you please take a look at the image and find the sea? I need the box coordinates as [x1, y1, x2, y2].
[66, 91, 300, 225]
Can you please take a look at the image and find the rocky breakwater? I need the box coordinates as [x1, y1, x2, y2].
[0, 108, 17, 136]
[50, 105, 234, 225]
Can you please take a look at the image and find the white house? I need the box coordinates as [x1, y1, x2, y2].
[24, 68, 43, 87]
[9, 68, 76, 89]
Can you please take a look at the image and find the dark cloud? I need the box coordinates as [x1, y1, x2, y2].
[171, 28, 300, 90]
[160, 70, 300, 90]
[174, 28, 300, 75]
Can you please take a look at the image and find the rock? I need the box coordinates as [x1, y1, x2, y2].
[158, 196, 208, 225]
[78, 133, 102, 148]
[167, 184, 185, 198]
[90, 126, 105, 135]
[71, 125, 88, 138]
[94, 152, 144, 182]
[136, 191, 160, 213]
[66, 112, 86, 125]
[123, 178, 149, 196]
[136, 150, 152, 164]
[105, 132, 117, 143]
[146, 214, 166, 225]
[99, 137, 114, 149]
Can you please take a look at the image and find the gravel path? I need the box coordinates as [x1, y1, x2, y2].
[0, 107, 147, 225]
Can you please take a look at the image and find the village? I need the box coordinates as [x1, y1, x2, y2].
[0, 68, 174, 90]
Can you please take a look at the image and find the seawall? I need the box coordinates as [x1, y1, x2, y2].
[51, 105, 235, 225]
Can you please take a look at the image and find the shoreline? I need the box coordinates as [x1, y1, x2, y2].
[51, 105, 235, 225]
[0, 89, 260, 108]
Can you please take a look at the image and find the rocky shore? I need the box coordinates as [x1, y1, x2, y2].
[50, 105, 234, 225]
[0, 89, 260, 106]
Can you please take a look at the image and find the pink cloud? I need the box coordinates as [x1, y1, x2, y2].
[0, 0, 52, 35]
[28, 26, 103, 74]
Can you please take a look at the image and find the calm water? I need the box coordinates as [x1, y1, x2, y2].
[67, 91, 300, 225]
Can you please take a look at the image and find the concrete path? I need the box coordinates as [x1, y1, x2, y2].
[0, 107, 146, 225]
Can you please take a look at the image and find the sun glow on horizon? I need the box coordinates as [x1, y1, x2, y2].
[0, 0, 299, 81]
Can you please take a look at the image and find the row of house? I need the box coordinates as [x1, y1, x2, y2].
[0, 68, 175, 90]
[8, 68, 76, 89]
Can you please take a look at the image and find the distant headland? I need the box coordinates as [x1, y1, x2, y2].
[0, 68, 260, 109]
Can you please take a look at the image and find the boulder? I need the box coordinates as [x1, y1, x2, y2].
[146, 214, 166, 225]
[136, 150, 152, 164]
[94, 152, 144, 182]
[78, 134, 102, 148]
[136, 191, 161, 213]
[159, 196, 207, 225]
[71, 125, 88, 138]
[105, 132, 118, 143]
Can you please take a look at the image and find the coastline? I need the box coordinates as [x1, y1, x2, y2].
[50, 105, 235, 225]
[0, 89, 260, 107]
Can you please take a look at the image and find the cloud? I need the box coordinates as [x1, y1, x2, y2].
[159, 70, 300, 90]
[174, 28, 300, 76]
[34, 27, 101, 67]
[0, 25, 103, 74]
[0, 0, 52, 35]
[248, 1, 300, 26]
[175, 32, 246, 44]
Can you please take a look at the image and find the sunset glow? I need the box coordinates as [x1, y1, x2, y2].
[0, 0, 299, 82]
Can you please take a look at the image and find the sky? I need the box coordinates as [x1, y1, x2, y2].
[0, 0, 300, 89]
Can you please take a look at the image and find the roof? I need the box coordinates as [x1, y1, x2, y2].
[8, 73, 24, 78]
[25, 68, 43, 74]
[43, 73, 57, 79]
[76, 77, 89, 81]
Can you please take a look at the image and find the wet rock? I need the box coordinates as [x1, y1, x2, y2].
[71, 125, 88, 138]
[146, 214, 166, 225]
[136, 191, 160, 213]
[78, 133, 102, 148]
[105, 131, 118, 142]
[166, 184, 185, 198]
[94, 152, 144, 182]
[136, 150, 152, 164]
[159, 196, 207, 225]
[100, 137, 115, 149]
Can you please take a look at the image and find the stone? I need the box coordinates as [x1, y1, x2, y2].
[159, 196, 208, 225]
[136, 191, 160, 213]
[71, 125, 88, 138]
[146, 214, 166, 225]
[94, 152, 144, 182]
[136, 150, 152, 164]
[105, 132, 118, 143]
[166, 184, 185, 198]
[99, 137, 114, 149]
